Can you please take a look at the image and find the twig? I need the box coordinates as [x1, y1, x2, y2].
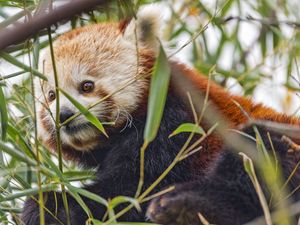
[222, 15, 300, 28]
[0, 0, 109, 50]
[281, 135, 300, 153]
[198, 213, 212, 225]
[47, 26, 71, 225]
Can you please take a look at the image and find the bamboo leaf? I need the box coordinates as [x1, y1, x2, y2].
[109, 196, 141, 212]
[0, 206, 22, 213]
[0, 140, 36, 166]
[0, 5, 35, 29]
[6, 124, 35, 159]
[65, 184, 93, 218]
[169, 123, 205, 138]
[219, 0, 235, 17]
[39, 148, 66, 181]
[143, 43, 171, 143]
[63, 170, 95, 182]
[0, 86, 7, 140]
[0, 140, 53, 177]
[0, 51, 47, 80]
[0, 184, 57, 202]
[239, 153, 272, 225]
[66, 185, 108, 207]
[59, 88, 108, 137]
[0, 71, 26, 81]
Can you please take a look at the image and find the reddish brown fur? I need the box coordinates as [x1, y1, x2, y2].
[169, 62, 300, 171]
[39, 107, 53, 133]
[39, 107, 56, 152]
[57, 23, 121, 43]
[172, 62, 300, 126]
[118, 18, 132, 34]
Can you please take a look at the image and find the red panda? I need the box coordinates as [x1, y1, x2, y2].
[21, 5, 300, 225]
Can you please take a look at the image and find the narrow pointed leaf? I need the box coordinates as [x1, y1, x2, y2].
[239, 152, 272, 225]
[0, 5, 35, 29]
[169, 123, 205, 138]
[144, 43, 171, 143]
[59, 89, 108, 137]
[0, 140, 36, 166]
[0, 51, 47, 80]
[7, 124, 35, 159]
[109, 196, 141, 211]
[0, 184, 57, 202]
[65, 184, 93, 218]
[66, 185, 108, 207]
[0, 140, 53, 176]
[0, 85, 7, 140]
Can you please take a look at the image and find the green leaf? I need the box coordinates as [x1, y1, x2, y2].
[59, 88, 108, 137]
[0, 71, 26, 81]
[219, 0, 235, 17]
[65, 184, 93, 218]
[143, 43, 171, 143]
[39, 149, 66, 181]
[0, 140, 36, 166]
[0, 51, 47, 80]
[0, 184, 57, 202]
[239, 152, 254, 178]
[109, 196, 141, 212]
[0, 86, 7, 140]
[0, 140, 53, 177]
[0, 206, 22, 213]
[169, 123, 205, 138]
[66, 185, 108, 207]
[239, 152, 272, 225]
[0, 5, 35, 29]
[6, 124, 35, 159]
[63, 170, 95, 182]
[253, 125, 271, 164]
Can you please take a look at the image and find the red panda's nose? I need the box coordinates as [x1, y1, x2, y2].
[60, 108, 75, 124]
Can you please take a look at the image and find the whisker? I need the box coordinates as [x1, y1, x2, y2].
[117, 107, 139, 142]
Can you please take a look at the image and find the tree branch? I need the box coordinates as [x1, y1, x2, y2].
[0, 0, 109, 50]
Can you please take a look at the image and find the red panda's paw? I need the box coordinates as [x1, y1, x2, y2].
[146, 191, 201, 225]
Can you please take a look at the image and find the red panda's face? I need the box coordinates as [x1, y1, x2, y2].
[36, 10, 159, 155]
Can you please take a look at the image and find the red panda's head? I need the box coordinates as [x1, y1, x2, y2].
[36, 6, 161, 155]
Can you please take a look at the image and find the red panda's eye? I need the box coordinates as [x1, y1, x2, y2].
[48, 90, 56, 101]
[81, 81, 94, 93]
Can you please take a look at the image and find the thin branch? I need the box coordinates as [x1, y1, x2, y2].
[0, 0, 109, 50]
[282, 135, 300, 153]
[222, 15, 300, 28]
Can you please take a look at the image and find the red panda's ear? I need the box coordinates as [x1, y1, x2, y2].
[122, 5, 162, 53]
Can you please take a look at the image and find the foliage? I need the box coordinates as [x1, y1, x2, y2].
[0, 0, 300, 224]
